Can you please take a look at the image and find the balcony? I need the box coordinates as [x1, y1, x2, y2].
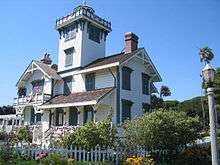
[13, 93, 51, 106]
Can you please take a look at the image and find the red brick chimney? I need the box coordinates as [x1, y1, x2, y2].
[41, 53, 52, 65]
[124, 32, 139, 53]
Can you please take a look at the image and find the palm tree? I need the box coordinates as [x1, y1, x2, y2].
[160, 85, 171, 99]
[199, 46, 214, 63]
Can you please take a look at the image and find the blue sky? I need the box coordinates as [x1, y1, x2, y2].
[0, 0, 219, 106]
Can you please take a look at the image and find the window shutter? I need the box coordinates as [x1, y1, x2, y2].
[65, 48, 74, 67]
[142, 73, 150, 95]
[122, 67, 133, 90]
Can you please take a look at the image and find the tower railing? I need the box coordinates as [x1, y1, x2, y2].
[56, 7, 111, 30]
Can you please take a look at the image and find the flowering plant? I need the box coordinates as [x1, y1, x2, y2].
[125, 156, 155, 165]
[35, 151, 48, 160]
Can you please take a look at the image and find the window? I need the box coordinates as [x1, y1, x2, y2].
[30, 108, 35, 125]
[142, 73, 150, 95]
[85, 73, 95, 91]
[64, 25, 76, 41]
[122, 67, 133, 90]
[63, 76, 72, 95]
[36, 113, 41, 123]
[69, 107, 78, 126]
[121, 99, 133, 122]
[142, 103, 151, 113]
[84, 106, 94, 124]
[65, 48, 74, 67]
[88, 24, 101, 43]
[55, 108, 64, 126]
[31, 79, 44, 94]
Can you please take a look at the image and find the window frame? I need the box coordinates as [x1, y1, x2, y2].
[122, 66, 133, 90]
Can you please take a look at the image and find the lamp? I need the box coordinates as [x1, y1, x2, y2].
[202, 63, 216, 87]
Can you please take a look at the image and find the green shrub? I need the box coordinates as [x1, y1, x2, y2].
[175, 145, 211, 165]
[54, 119, 117, 150]
[16, 126, 32, 143]
[41, 153, 68, 165]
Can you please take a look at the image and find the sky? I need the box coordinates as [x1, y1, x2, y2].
[0, 0, 219, 106]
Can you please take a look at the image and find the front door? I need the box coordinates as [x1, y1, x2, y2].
[69, 107, 78, 126]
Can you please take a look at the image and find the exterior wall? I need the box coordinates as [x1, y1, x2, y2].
[81, 23, 106, 67]
[96, 90, 116, 124]
[58, 30, 83, 71]
[72, 74, 86, 93]
[120, 57, 151, 120]
[95, 69, 116, 89]
[57, 22, 106, 72]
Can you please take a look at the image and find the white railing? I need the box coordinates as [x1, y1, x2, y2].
[13, 93, 51, 106]
[44, 125, 82, 140]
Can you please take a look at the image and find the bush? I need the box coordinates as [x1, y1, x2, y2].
[55, 120, 117, 150]
[0, 131, 6, 141]
[16, 126, 32, 144]
[176, 145, 211, 165]
[123, 110, 203, 159]
[41, 153, 68, 165]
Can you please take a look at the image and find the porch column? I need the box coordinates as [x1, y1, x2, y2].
[76, 107, 81, 126]
[92, 106, 98, 123]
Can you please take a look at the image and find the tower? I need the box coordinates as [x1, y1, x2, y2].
[56, 5, 112, 72]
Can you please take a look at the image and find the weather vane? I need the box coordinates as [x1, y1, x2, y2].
[83, 0, 87, 6]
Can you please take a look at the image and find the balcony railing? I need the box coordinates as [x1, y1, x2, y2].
[13, 93, 51, 106]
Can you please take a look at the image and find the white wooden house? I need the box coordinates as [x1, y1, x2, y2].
[13, 4, 162, 144]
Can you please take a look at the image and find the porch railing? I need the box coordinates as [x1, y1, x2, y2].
[44, 125, 82, 140]
[13, 93, 51, 106]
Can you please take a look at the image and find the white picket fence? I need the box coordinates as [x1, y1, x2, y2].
[16, 146, 122, 164]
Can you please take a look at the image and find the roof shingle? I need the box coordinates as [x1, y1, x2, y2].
[83, 48, 143, 69]
[34, 61, 62, 80]
[43, 87, 115, 106]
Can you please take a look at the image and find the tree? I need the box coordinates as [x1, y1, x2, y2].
[160, 86, 171, 99]
[123, 110, 203, 157]
[199, 47, 214, 63]
[214, 68, 220, 109]
[151, 94, 164, 110]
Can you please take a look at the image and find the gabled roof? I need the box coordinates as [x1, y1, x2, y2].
[16, 61, 62, 87]
[83, 48, 144, 69]
[40, 87, 115, 108]
[33, 61, 61, 80]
